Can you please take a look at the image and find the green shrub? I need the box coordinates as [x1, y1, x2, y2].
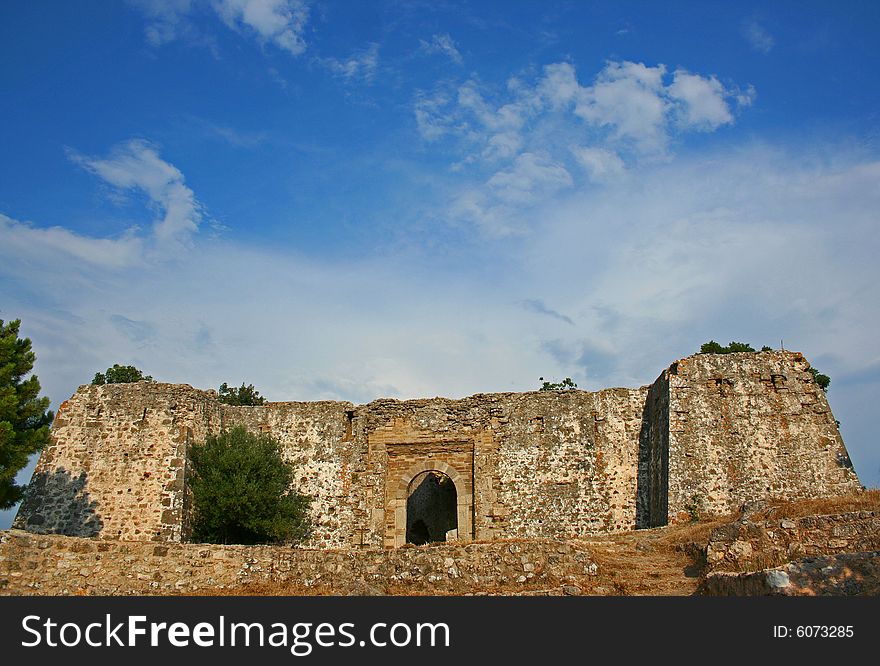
[538, 377, 578, 391]
[217, 382, 266, 405]
[92, 364, 152, 384]
[699, 340, 755, 354]
[808, 367, 831, 391]
[188, 426, 310, 545]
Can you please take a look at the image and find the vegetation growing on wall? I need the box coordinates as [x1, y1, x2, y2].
[698, 341, 830, 391]
[92, 364, 153, 384]
[188, 426, 310, 545]
[217, 382, 266, 405]
[538, 377, 578, 391]
[0, 319, 53, 509]
[699, 340, 762, 354]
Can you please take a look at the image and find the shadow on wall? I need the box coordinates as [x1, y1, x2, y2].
[636, 375, 669, 529]
[11, 468, 103, 537]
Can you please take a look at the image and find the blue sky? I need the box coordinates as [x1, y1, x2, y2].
[2, 1, 879, 527]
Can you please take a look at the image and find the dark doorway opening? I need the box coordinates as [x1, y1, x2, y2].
[405, 471, 457, 545]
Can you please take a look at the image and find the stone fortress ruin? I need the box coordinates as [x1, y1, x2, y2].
[13, 350, 862, 551]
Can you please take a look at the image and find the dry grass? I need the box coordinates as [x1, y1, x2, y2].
[753, 489, 880, 520]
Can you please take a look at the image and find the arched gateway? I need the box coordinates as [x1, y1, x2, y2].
[405, 470, 457, 544]
[387, 454, 474, 548]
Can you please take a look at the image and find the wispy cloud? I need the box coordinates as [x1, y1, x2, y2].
[110, 314, 157, 345]
[416, 59, 752, 235]
[128, 0, 197, 47]
[213, 0, 309, 55]
[570, 146, 625, 182]
[322, 42, 380, 83]
[197, 119, 268, 148]
[129, 0, 310, 55]
[67, 139, 202, 255]
[743, 19, 775, 54]
[451, 152, 573, 236]
[0, 140, 200, 276]
[521, 299, 574, 325]
[419, 33, 463, 65]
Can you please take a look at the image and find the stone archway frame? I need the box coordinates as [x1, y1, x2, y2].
[390, 458, 473, 548]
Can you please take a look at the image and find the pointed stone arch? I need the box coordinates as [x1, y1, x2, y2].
[390, 459, 472, 547]
[405, 470, 457, 544]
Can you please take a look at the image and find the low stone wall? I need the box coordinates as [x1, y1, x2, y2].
[705, 510, 880, 572]
[0, 530, 596, 596]
[699, 552, 880, 596]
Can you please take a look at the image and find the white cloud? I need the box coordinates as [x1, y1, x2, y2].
[457, 80, 532, 134]
[570, 146, 626, 182]
[0, 213, 143, 270]
[483, 131, 522, 161]
[573, 61, 669, 154]
[418, 59, 751, 235]
[449, 153, 573, 236]
[416, 59, 749, 172]
[323, 43, 380, 83]
[668, 70, 733, 130]
[743, 19, 775, 53]
[536, 62, 580, 109]
[68, 139, 202, 255]
[213, 0, 309, 55]
[0, 141, 199, 281]
[420, 33, 463, 65]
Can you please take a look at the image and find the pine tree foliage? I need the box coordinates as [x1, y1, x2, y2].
[0, 319, 53, 509]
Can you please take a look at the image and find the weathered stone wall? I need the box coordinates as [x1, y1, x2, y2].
[14, 384, 649, 547]
[12, 383, 218, 542]
[665, 351, 860, 521]
[12, 385, 358, 549]
[495, 388, 647, 538]
[0, 530, 596, 596]
[699, 552, 880, 596]
[12, 351, 861, 549]
[705, 510, 880, 572]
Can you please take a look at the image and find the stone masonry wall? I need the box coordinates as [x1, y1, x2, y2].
[495, 388, 647, 537]
[13, 383, 219, 542]
[13, 384, 357, 549]
[665, 351, 861, 521]
[705, 510, 880, 572]
[699, 552, 880, 596]
[14, 385, 650, 547]
[12, 351, 861, 548]
[0, 530, 596, 596]
[357, 389, 648, 548]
